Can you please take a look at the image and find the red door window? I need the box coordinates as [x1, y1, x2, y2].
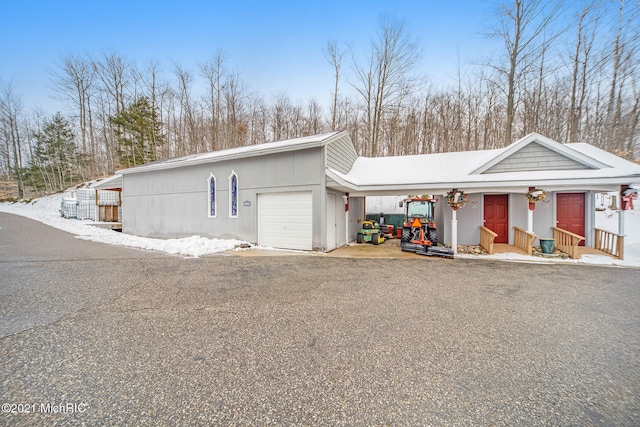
[484, 194, 509, 244]
[556, 193, 585, 246]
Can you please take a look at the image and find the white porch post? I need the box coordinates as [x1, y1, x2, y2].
[619, 195, 626, 261]
[619, 185, 633, 240]
[527, 186, 535, 233]
[451, 208, 458, 255]
[345, 209, 349, 244]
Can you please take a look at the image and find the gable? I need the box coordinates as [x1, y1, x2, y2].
[482, 141, 593, 174]
[470, 133, 611, 175]
[326, 132, 358, 174]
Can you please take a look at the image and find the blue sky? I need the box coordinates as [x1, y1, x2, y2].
[0, 0, 495, 113]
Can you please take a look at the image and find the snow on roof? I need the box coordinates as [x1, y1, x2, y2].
[327, 133, 640, 194]
[564, 142, 638, 172]
[90, 174, 122, 190]
[343, 148, 501, 185]
[115, 129, 640, 193]
[118, 131, 343, 174]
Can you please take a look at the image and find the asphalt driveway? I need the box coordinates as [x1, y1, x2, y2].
[1, 212, 639, 426]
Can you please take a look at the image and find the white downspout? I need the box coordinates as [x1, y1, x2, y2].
[342, 194, 349, 245]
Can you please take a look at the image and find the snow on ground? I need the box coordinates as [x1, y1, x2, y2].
[592, 208, 640, 267]
[456, 208, 640, 267]
[1, 193, 639, 267]
[0, 193, 249, 257]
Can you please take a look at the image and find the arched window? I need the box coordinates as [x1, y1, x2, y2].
[229, 171, 238, 218]
[208, 173, 217, 218]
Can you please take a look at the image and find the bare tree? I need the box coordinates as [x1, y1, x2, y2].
[628, 87, 640, 159]
[0, 84, 25, 197]
[132, 62, 171, 160]
[323, 41, 344, 131]
[351, 17, 421, 156]
[3, 0, 640, 188]
[93, 52, 130, 117]
[92, 52, 131, 170]
[603, 0, 639, 155]
[305, 99, 324, 135]
[223, 71, 245, 147]
[271, 93, 293, 141]
[173, 64, 201, 154]
[52, 55, 96, 160]
[246, 94, 269, 145]
[488, 0, 564, 145]
[566, 3, 599, 144]
[200, 49, 227, 151]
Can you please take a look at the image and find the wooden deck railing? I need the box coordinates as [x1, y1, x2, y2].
[513, 226, 537, 255]
[479, 226, 498, 254]
[594, 228, 624, 260]
[552, 227, 585, 259]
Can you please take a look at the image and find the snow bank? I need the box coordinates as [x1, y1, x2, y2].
[0, 193, 249, 258]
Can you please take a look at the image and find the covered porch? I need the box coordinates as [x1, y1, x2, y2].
[327, 133, 640, 260]
[478, 235, 621, 260]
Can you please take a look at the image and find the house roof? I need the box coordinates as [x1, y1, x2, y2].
[326, 133, 640, 195]
[90, 174, 123, 191]
[470, 133, 609, 173]
[114, 130, 640, 195]
[117, 131, 345, 175]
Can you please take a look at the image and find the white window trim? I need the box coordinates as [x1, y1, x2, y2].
[207, 173, 217, 218]
[229, 170, 238, 218]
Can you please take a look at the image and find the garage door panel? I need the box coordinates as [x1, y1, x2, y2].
[258, 192, 313, 250]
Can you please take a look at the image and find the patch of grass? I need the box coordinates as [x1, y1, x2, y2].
[0, 197, 33, 204]
[0, 197, 20, 203]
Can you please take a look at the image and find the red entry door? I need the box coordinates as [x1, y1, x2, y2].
[556, 193, 585, 246]
[484, 194, 509, 244]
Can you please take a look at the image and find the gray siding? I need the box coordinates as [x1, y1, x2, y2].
[484, 142, 591, 173]
[325, 191, 348, 250]
[348, 197, 365, 242]
[526, 191, 592, 246]
[122, 147, 326, 248]
[439, 193, 484, 245]
[326, 133, 358, 174]
[439, 193, 550, 245]
[438, 191, 593, 247]
[531, 197, 555, 241]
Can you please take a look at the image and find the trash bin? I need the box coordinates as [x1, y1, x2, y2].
[539, 238, 555, 254]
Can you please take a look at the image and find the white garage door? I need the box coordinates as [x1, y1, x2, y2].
[258, 192, 313, 250]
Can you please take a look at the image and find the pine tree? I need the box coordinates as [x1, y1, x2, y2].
[110, 96, 164, 168]
[29, 112, 82, 192]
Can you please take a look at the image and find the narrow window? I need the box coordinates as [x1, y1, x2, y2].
[208, 173, 217, 217]
[229, 171, 238, 218]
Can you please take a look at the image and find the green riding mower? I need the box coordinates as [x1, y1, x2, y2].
[356, 220, 385, 245]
